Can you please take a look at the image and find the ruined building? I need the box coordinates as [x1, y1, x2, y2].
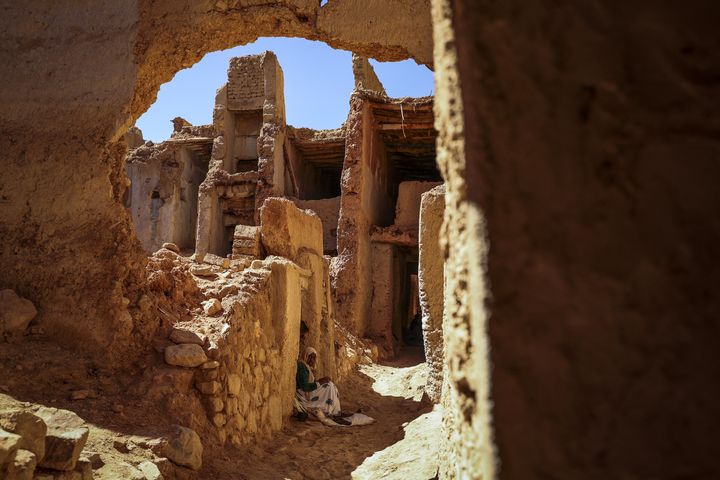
[126, 51, 442, 363]
[0, 48, 453, 478]
[2, 2, 719, 480]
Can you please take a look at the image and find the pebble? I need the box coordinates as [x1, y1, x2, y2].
[84, 451, 104, 469]
[162, 242, 180, 253]
[70, 389, 96, 400]
[165, 344, 208, 368]
[113, 439, 131, 453]
[203, 298, 222, 316]
[169, 327, 204, 345]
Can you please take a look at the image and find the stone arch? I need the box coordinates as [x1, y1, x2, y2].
[127, 0, 434, 140]
[0, 3, 480, 477]
[3, 1, 720, 479]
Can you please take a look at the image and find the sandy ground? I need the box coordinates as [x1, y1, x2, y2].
[211, 346, 439, 479]
[0, 339, 440, 479]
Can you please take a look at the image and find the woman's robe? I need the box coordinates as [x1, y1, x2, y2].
[295, 360, 341, 416]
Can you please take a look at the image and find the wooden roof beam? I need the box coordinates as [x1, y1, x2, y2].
[378, 123, 435, 131]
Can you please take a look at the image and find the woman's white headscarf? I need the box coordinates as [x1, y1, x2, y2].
[303, 347, 318, 364]
[302, 346, 318, 383]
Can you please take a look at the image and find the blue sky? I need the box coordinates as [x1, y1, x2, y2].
[135, 37, 434, 142]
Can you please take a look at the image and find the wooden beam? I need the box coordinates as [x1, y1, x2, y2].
[370, 102, 433, 111]
[378, 123, 435, 131]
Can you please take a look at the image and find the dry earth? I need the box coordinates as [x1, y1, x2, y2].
[210, 347, 437, 479]
[0, 338, 438, 479]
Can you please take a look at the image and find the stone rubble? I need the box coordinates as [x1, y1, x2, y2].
[0, 290, 37, 338]
[232, 225, 262, 258]
[35, 407, 89, 471]
[0, 402, 106, 480]
[202, 298, 222, 316]
[0, 410, 47, 460]
[164, 344, 208, 368]
[7, 447, 36, 480]
[138, 460, 163, 480]
[188, 265, 216, 278]
[162, 425, 203, 471]
[0, 428, 21, 466]
[418, 185, 446, 403]
[169, 327, 204, 346]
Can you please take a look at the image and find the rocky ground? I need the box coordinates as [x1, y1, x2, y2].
[0, 336, 439, 479]
[217, 347, 440, 480]
[1, 246, 440, 479]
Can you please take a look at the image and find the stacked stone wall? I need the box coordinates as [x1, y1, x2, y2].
[161, 198, 338, 449]
[194, 259, 300, 445]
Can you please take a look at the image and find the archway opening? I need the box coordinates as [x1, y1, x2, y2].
[127, 37, 434, 256]
[122, 34, 442, 477]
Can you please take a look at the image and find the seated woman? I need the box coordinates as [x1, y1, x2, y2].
[295, 347, 341, 418]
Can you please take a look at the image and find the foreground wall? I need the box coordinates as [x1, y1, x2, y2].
[0, 1, 432, 362]
[433, 0, 720, 478]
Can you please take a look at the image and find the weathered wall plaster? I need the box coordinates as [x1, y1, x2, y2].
[418, 184, 445, 404]
[432, 0, 720, 478]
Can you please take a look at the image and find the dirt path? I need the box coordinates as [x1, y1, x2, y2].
[210, 347, 440, 479]
[0, 339, 440, 479]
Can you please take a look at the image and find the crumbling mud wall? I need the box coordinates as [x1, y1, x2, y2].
[142, 251, 298, 448]
[292, 197, 341, 254]
[125, 126, 145, 149]
[333, 97, 375, 337]
[418, 185, 445, 404]
[334, 94, 397, 339]
[254, 53, 287, 218]
[352, 54, 386, 95]
[143, 198, 339, 451]
[285, 126, 346, 253]
[196, 257, 304, 445]
[367, 180, 441, 358]
[335, 92, 439, 351]
[0, 0, 432, 363]
[260, 198, 337, 377]
[368, 242, 396, 358]
[126, 142, 179, 253]
[433, 0, 720, 478]
[126, 136, 212, 253]
[196, 53, 286, 259]
[395, 181, 441, 228]
[0, 4, 155, 364]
